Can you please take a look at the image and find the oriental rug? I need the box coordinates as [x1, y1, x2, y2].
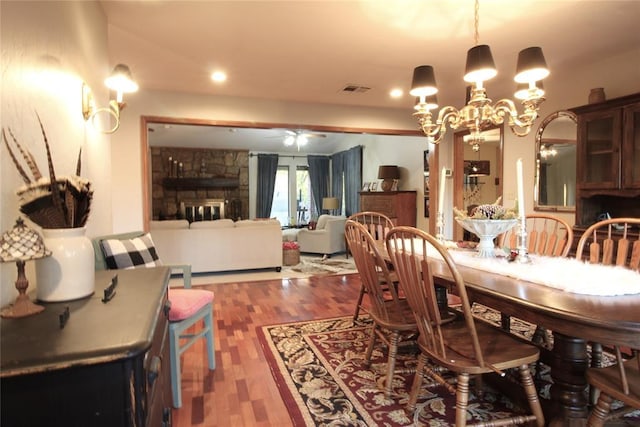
[258, 315, 541, 427]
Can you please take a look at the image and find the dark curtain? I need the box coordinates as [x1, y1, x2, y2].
[343, 146, 362, 216]
[307, 155, 330, 218]
[256, 154, 279, 218]
[330, 151, 345, 213]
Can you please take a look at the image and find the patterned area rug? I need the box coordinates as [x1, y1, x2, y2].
[258, 311, 639, 426]
[258, 315, 538, 426]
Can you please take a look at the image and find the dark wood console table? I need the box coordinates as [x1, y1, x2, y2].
[1, 267, 172, 427]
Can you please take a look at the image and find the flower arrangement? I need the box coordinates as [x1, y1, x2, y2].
[2, 115, 93, 229]
[454, 197, 517, 220]
[282, 241, 300, 250]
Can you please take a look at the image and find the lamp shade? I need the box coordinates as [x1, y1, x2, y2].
[322, 197, 339, 210]
[464, 45, 497, 83]
[0, 218, 50, 262]
[377, 165, 400, 180]
[514, 47, 549, 83]
[104, 64, 138, 93]
[409, 65, 438, 97]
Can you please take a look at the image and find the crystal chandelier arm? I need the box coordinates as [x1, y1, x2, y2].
[492, 98, 540, 137]
[414, 106, 461, 143]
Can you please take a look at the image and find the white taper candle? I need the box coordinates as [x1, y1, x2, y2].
[516, 158, 525, 219]
[438, 167, 446, 215]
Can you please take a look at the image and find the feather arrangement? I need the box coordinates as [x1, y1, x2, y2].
[2, 115, 93, 229]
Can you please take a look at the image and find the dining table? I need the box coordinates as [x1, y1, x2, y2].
[378, 240, 640, 426]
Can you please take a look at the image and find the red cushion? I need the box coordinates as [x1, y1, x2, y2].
[168, 288, 214, 321]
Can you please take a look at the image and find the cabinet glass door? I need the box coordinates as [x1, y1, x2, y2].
[579, 110, 621, 189]
[623, 103, 640, 189]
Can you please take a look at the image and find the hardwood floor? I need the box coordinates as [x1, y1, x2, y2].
[172, 273, 364, 427]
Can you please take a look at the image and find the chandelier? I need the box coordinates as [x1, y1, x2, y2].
[410, 0, 548, 151]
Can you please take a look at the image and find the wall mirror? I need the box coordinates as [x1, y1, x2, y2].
[453, 126, 504, 241]
[534, 110, 577, 212]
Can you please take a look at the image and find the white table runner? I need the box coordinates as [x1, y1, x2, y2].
[447, 249, 640, 296]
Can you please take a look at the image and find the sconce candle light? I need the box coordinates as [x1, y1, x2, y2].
[82, 63, 138, 134]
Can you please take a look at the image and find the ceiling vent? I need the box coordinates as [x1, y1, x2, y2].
[341, 84, 371, 94]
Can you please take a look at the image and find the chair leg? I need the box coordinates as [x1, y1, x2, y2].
[455, 373, 470, 427]
[406, 353, 427, 414]
[169, 324, 182, 408]
[587, 392, 613, 427]
[519, 364, 545, 427]
[204, 309, 216, 370]
[383, 331, 399, 397]
[353, 285, 366, 321]
[364, 325, 378, 367]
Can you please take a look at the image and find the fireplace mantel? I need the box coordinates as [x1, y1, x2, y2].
[162, 177, 239, 190]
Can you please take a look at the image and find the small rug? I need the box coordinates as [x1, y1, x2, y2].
[284, 255, 357, 276]
[258, 315, 539, 427]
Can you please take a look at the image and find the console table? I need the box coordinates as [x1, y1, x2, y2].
[1, 267, 172, 427]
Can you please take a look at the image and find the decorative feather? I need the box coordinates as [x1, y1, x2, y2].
[76, 147, 82, 176]
[6, 127, 42, 181]
[35, 112, 64, 218]
[2, 128, 32, 184]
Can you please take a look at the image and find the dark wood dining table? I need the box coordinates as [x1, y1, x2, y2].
[378, 241, 640, 426]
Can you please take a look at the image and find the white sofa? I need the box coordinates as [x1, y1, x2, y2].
[297, 215, 347, 255]
[149, 219, 283, 273]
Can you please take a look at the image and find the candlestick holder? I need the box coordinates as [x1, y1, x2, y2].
[514, 216, 531, 264]
[436, 211, 445, 242]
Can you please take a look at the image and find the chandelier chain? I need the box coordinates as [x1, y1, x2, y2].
[473, 0, 480, 46]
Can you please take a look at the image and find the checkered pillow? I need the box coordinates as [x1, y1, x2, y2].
[100, 233, 161, 270]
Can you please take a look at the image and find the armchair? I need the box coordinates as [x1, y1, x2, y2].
[297, 214, 346, 256]
[92, 231, 215, 408]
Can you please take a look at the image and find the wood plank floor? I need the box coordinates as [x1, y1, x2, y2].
[172, 273, 364, 427]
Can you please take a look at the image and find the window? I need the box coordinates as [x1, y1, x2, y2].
[296, 166, 312, 223]
[270, 167, 289, 225]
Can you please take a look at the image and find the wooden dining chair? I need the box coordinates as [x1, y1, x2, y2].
[347, 211, 396, 321]
[576, 217, 640, 410]
[386, 226, 545, 426]
[344, 220, 417, 397]
[586, 346, 640, 426]
[497, 213, 573, 344]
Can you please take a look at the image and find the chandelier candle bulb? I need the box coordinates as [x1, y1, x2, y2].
[438, 167, 446, 216]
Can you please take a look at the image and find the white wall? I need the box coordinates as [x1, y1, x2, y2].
[0, 1, 111, 305]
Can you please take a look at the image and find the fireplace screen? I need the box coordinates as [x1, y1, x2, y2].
[180, 199, 225, 222]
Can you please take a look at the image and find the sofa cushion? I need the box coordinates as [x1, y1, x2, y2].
[189, 219, 234, 229]
[149, 219, 189, 229]
[100, 233, 160, 269]
[235, 219, 280, 227]
[316, 214, 330, 230]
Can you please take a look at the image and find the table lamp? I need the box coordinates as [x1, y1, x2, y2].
[377, 165, 400, 192]
[1, 218, 51, 318]
[322, 197, 339, 215]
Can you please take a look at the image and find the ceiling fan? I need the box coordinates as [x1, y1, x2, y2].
[280, 129, 326, 150]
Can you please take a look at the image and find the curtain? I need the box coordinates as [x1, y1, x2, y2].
[343, 145, 362, 216]
[331, 151, 345, 213]
[256, 154, 279, 218]
[307, 155, 330, 218]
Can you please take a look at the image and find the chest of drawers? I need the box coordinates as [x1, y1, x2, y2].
[1, 267, 172, 427]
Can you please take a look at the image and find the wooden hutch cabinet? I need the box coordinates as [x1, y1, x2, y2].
[359, 191, 417, 226]
[571, 92, 640, 227]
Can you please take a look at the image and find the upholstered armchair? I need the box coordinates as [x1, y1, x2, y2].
[297, 214, 347, 256]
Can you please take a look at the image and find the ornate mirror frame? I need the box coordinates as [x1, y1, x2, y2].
[534, 110, 578, 212]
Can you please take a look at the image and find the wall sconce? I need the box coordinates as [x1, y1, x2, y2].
[82, 64, 138, 134]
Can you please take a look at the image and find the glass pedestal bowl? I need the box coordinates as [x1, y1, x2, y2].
[455, 218, 518, 258]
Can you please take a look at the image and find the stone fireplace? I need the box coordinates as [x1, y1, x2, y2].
[151, 147, 249, 221]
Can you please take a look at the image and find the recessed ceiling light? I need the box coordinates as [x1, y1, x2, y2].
[211, 71, 227, 83]
[390, 88, 403, 98]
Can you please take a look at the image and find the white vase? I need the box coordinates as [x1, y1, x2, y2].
[36, 227, 95, 302]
